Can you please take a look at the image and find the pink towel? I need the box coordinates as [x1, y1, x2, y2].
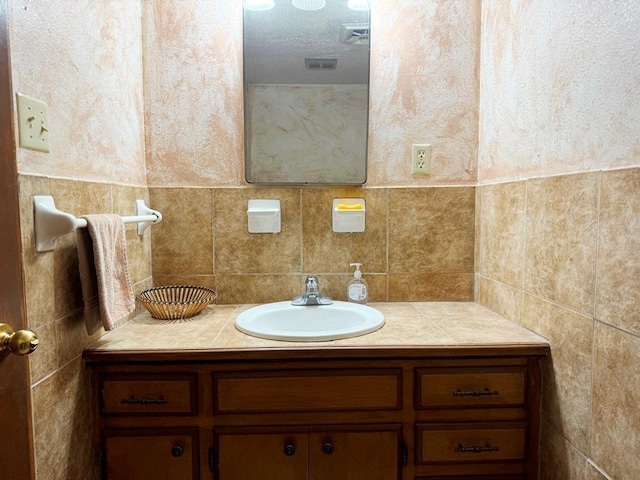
[76, 214, 135, 334]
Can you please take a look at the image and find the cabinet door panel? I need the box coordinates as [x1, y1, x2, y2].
[309, 425, 401, 480]
[102, 428, 198, 480]
[216, 428, 308, 480]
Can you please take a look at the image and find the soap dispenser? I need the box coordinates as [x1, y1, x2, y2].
[347, 263, 368, 304]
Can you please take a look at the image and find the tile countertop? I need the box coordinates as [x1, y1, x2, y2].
[84, 302, 550, 360]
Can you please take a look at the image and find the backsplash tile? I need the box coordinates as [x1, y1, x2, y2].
[524, 173, 598, 315]
[596, 168, 640, 336]
[27, 321, 58, 384]
[388, 273, 473, 302]
[31, 359, 93, 480]
[215, 188, 301, 274]
[476, 276, 523, 325]
[539, 420, 594, 480]
[590, 321, 640, 479]
[302, 188, 387, 274]
[150, 185, 476, 304]
[523, 294, 593, 451]
[388, 187, 475, 274]
[215, 274, 302, 305]
[478, 181, 526, 288]
[18, 175, 55, 329]
[149, 188, 214, 275]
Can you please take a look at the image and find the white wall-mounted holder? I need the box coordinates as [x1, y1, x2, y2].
[33, 195, 163, 253]
[333, 198, 365, 233]
[247, 199, 281, 233]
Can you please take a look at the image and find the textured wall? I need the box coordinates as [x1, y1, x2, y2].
[144, 0, 480, 187]
[478, 0, 640, 183]
[143, 0, 244, 186]
[10, 0, 146, 185]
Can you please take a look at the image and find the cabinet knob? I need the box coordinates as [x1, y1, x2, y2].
[322, 442, 334, 455]
[171, 445, 185, 458]
[283, 444, 296, 456]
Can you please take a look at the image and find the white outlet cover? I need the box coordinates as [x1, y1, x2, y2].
[16, 93, 50, 152]
[411, 144, 431, 175]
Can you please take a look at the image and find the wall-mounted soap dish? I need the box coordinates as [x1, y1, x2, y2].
[248, 199, 281, 233]
[333, 198, 365, 233]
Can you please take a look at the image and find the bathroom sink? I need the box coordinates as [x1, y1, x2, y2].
[235, 301, 385, 342]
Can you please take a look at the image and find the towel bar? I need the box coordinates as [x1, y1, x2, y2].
[33, 195, 163, 252]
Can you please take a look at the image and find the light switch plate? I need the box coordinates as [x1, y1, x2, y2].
[16, 93, 50, 152]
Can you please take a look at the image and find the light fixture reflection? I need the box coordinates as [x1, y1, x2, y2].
[244, 0, 275, 11]
[292, 0, 327, 11]
[347, 0, 370, 11]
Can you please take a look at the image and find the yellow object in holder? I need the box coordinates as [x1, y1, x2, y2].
[336, 203, 364, 210]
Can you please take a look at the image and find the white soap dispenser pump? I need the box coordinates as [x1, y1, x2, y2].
[347, 263, 368, 304]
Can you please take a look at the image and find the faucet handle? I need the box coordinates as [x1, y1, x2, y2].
[305, 276, 319, 293]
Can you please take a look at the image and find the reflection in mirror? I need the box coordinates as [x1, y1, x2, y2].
[243, 0, 370, 184]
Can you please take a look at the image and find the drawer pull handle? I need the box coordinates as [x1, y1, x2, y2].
[283, 444, 296, 456]
[454, 443, 499, 454]
[121, 395, 168, 405]
[453, 388, 499, 397]
[322, 442, 335, 455]
[171, 445, 184, 458]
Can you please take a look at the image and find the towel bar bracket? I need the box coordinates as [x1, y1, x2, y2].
[33, 195, 163, 253]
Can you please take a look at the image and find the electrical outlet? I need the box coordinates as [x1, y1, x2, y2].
[411, 144, 431, 174]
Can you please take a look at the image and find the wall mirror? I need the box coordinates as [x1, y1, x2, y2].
[243, 0, 371, 184]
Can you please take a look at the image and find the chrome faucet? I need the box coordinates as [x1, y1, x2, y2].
[291, 276, 333, 306]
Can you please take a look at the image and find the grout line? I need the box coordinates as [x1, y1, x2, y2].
[587, 171, 603, 453]
[587, 459, 614, 480]
[385, 188, 389, 301]
[299, 188, 303, 275]
[592, 171, 601, 319]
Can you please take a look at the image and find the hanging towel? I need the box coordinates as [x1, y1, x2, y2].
[76, 214, 135, 334]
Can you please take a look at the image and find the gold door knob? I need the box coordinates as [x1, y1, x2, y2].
[0, 323, 39, 355]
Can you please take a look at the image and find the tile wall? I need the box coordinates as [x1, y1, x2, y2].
[150, 185, 476, 304]
[476, 167, 640, 480]
[18, 174, 152, 479]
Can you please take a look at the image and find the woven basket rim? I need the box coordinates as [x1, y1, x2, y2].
[137, 285, 217, 306]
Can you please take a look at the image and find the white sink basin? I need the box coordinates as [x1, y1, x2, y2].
[235, 301, 385, 342]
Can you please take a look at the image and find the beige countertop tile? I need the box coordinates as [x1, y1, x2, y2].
[86, 302, 549, 353]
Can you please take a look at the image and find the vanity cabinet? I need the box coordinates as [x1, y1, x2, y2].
[85, 348, 545, 480]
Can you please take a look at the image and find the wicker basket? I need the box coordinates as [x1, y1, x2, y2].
[137, 285, 217, 320]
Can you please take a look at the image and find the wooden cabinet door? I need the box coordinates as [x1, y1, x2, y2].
[102, 428, 198, 480]
[309, 425, 402, 480]
[216, 428, 309, 480]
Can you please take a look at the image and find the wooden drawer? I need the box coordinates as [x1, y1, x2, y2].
[415, 367, 526, 409]
[213, 368, 401, 414]
[416, 422, 526, 464]
[100, 373, 198, 416]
